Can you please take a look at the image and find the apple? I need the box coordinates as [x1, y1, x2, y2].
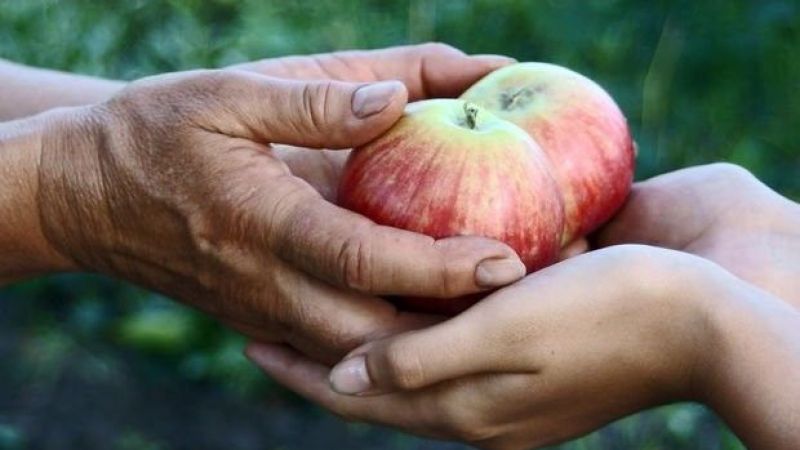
[337, 63, 635, 314]
[461, 63, 635, 244]
[338, 99, 565, 277]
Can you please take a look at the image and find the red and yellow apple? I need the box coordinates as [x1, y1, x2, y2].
[337, 63, 634, 313]
[461, 63, 635, 243]
[338, 99, 565, 272]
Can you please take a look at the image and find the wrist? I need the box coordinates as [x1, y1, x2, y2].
[37, 105, 113, 275]
[643, 253, 726, 402]
[670, 263, 736, 402]
[696, 274, 800, 447]
[0, 113, 76, 282]
[592, 247, 732, 405]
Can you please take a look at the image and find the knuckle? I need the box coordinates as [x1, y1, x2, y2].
[593, 244, 657, 283]
[435, 255, 455, 298]
[192, 70, 241, 102]
[601, 244, 695, 292]
[299, 84, 315, 128]
[380, 341, 426, 390]
[432, 236, 518, 298]
[705, 162, 756, 186]
[301, 81, 334, 134]
[178, 70, 240, 123]
[336, 226, 374, 291]
[602, 244, 662, 271]
[430, 239, 459, 298]
[700, 163, 772, 228]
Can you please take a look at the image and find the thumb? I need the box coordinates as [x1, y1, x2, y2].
[194, 70, 408, 149]
[328, 314, 509, 395]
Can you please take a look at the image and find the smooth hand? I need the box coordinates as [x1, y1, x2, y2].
[35, 45, 526, 364]
[247, 245, 748, 449]
[598, 163, 800, 306]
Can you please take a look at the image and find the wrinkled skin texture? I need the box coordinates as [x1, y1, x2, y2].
[36, 44, 526, 364]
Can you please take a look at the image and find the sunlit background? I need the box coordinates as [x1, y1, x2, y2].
[1, 1, 798, 449]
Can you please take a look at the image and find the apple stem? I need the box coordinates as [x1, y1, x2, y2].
[464, 102, 479, 129]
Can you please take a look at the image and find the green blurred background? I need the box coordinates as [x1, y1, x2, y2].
[1, 0, 798, 449]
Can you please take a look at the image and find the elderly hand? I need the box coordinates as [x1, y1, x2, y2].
[238, 45, 593, 259]
[32, 45, 526, 363]
[598, 163, 800, 306]
[234, 44, 523, 203]
[246, 244, 800, 449]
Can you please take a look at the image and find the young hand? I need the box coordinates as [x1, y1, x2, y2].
[247, 245, 753, 448]
[598, 163, 800, 306]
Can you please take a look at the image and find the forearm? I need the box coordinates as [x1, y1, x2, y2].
[0, 59, 124, 121]
[703, 276, 800, 449]
[0, 114, 74, 284]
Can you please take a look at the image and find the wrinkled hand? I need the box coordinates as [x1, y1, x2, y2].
[37, 44, 526, 364]
[246, 245, 728, 449]
[233, 43, 520, 202]
[597, 163, 800, 306]
[234, 46, 591, 257]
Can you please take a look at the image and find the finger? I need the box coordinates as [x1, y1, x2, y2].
[185, 70, 408, 149]
[267, 189, 526, 297]
[276, 266, 444, 364]
[326, 287, 538, 395]
[245, 342, 434, 430]
[313, 44, 516, 99]
[245, 342, 353, 406]
[185, 71, 526, 297]
[327, 250, 633, 395]
[240, 43, 516, 100]
[231, 261, 443, 364]
[246, 342, 525, 443]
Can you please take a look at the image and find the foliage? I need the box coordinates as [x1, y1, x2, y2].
[2, 0, 798, 449]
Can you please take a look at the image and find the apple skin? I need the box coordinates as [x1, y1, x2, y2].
[338, 99, 565, 301]
[461, 62, 635, 244]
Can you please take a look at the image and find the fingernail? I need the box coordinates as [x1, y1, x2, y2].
[352, 81, 404, 118]
[329, 355, 372, 395]
[472, 54, 518, 68]
[475, 258, 526, 288]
